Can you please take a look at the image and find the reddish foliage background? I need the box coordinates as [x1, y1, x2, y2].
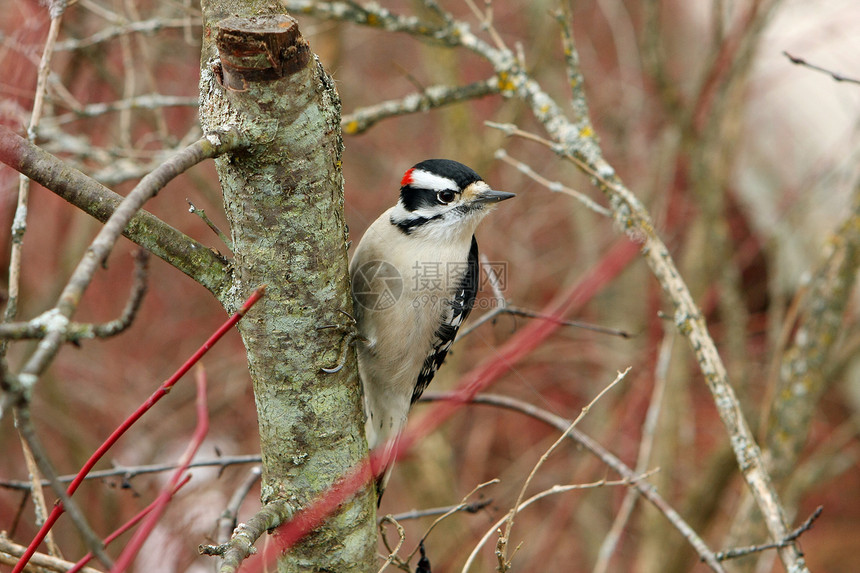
[2, 1, 859, 572]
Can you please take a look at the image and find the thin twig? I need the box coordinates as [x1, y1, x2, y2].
[498, 369, 629, 570]
[480, 252, 506, 305]
[377, 516, 408, 573]
[463, 476, 651, 573]
[53, 18, 201, 51]
[0, 454, 264, 491]
[198, 499, 295, 572]
[712, 506, 823, 562]
[187, 199, 233, 251]
[493, 147, 610, 216]
[3, 0, 65, 359]
[17, 431, 62, 561]
[594, 329, 674, 573]
[462, 0, 506, 52]
[45, 94, 199, 126]
[217, 466, 262, 545]
[406, 480, 499, 564]
[420, 391, 726, 572]
[457, 303, 631, 340]
[385, 498, 492, 523]
[342, 78, 500, 135]
[783, 51, 860, 85]
[417, 0, 454, 25]
[13, 408, 115, 569]
[554, 1, 592, 124]
[92, 250, 150, 337]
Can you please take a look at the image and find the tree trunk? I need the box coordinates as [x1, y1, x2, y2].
[198, 5, 377, 570]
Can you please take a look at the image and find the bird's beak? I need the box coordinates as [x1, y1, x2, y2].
[474, 189, 516, 203]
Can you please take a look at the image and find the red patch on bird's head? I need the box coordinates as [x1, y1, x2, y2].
[400, 168, 415, 188]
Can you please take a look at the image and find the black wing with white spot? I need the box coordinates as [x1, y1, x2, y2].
[411, 236, 479, 404]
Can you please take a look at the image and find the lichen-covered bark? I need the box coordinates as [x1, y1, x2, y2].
[726, 184, 860, 570]
[767, 186, 860, 478]
[198, 7, 376, 571]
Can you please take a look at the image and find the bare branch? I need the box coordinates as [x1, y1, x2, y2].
[0, 126, 232, 296]
[499, 369, 629, 570]
[0, 534, 102, 573]
[464, 476, 654, 573]
[458, 301, 632, 341]
[377, 516, 408, 573]
[14, 408, 115, 569]
[594, 329, 674, 573]
[554, 1, 592, 124]
[421, 391, 726, 572]
[10, 131, 239, 392]
[199, 499, 295, 572]
[386, 498, 492, 523]
[784, 51, 860, 85]
[217, 466, 262, 545]
[283, 1, 461, 45]
[3, 6, 64, 355]
[713, 506, 823, 562]
[92, 250, 150, 337]
[44, 94, 199, 125]
[187, 200, 233, 252]
[462, 0, 506, 51]
[0, 454, 264, 491]
[343, 78, 500, 135]
[765, 183, 860, 480]
[407, 480, 499, 565]
[54, 18, 201, 51]
[492, 147, 611, 216]
[16, 431, 62, 560]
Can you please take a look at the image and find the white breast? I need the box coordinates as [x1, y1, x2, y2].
[350, 208, 473, 448]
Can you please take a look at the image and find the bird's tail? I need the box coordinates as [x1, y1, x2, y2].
[372, 432, 401, 505]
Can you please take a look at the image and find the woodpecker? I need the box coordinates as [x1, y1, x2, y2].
[350, 159, 514, 495]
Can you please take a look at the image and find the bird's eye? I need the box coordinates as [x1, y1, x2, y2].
[437, 190, 456, 204]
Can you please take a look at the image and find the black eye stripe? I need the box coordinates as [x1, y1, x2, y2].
[400, 187, 462, 211]
[400, 188, 438, 212]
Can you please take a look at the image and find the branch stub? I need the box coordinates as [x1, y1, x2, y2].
[214, 15, 310, 90]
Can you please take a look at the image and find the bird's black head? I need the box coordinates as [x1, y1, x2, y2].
[391, 158, 514, 237]
[399, 159, 483, 212]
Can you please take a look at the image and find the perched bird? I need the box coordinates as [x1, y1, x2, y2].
[349, 159, 514, 497]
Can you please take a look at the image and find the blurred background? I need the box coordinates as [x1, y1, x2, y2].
[1, 0, 859, 571]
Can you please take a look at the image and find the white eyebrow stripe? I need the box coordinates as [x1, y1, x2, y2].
[408, 169, 457, 191]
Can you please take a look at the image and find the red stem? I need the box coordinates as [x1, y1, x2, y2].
[66, 475, 192, 573]
[110, 367, 210, 572]
[13, 286, 264, 573]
